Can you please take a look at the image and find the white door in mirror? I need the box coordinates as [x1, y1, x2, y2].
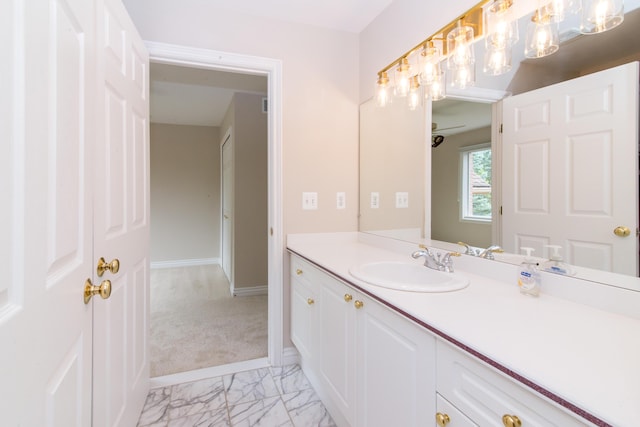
[502, 62, 639, 276]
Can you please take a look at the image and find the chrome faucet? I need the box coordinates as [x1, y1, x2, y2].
[458, 242, 504, 260]
[477, 245, 504, 260]
[411, 245, 460, 273]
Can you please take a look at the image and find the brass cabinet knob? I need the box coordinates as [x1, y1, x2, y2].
[435, 412, 451, 427]
[296, 269, 303, 275]
[97, 257, 120, 277]
[354, 300, 364, 309]
[307, 298, 315, 305]
[84, 278, 112, 304]
[614, 226, 631, 237]
[344, 294, 353, 302]
[502, 414, 522, 427]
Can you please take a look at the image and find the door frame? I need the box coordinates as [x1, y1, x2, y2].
[220, 128, 233, 292]
[146, 41, 284, 366]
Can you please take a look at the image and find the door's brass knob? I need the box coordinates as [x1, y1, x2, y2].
[502, 414, 522, 427]
[354, 300, 364, 309]
[614, 226, 631, 237]
[97, 257, 120, 277]
[84, 278, 112, 304]
[307, 298, 315, 305]
[435, 412, 451, 427]
[296, 269, 303, 275]
[344, 294, 353, 302]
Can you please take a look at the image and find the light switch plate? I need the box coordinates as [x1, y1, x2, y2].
[336, 192, 346, 209]
[302, 192, 318, 210]
[370, 192, 380, 209]
[395, 192, 409, 208]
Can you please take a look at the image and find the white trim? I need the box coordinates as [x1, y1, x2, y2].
[146, 41, 284, 367]
[149, 357, 270, 388]
[232, 285, 268, 297]
[150, 258, 219, 269]
[282, 346, 300, 366]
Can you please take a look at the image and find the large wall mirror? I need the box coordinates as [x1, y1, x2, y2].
[359, 2, 640, 291]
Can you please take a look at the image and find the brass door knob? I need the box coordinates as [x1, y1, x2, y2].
[354, 300, 364, 309]
[307, 298, 315, 305]
[502, 414, 522, 427]
[97, 257, 120, 277]
[296, 269, 303, 275]
[614, 226, 631, 237]
[344, 294, 353, 302]
[435, 412, 451, 427]
[84, 278, 112, 304]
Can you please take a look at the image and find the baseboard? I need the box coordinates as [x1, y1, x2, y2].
[282, 346, 300, 366]
[150, 258, 220, 269]
[233, 285, 268, 297]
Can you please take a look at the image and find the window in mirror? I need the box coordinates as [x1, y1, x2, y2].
[460, 143, 492, 222]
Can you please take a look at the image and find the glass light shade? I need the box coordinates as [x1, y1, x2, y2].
[485, 0, 519, 48]
[524, 11, 559, 58]
[580, 0, 624, 34]
[483, 43, 512, 75]
[449, 63, 475, 89]
[426, 71, 446, 101]
[419, 42, 442, 85]
[447, 24, 475, 69]
[394, 58, 412, 97]
[407, 76, 422, 111]
[374, 72, 392, 107]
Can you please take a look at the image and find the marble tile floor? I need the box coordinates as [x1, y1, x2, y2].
[137, 364, 337, 427]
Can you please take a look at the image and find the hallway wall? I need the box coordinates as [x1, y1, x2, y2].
[150, 123, 220, 263]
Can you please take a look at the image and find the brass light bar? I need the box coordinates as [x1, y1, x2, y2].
[378, 0, 492, 75]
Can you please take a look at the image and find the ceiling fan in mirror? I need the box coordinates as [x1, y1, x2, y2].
[432, 122, 465, 147]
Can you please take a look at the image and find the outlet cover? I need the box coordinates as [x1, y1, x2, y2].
[302, 192, 318, 210]
[336, 192, 346, 209]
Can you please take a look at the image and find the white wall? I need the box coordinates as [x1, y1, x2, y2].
[123, 0, 360, 236]
[150, 124, 220, 263]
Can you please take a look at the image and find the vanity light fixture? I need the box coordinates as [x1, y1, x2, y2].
[394, 57, 412, 97]
[426, 71, 447, 101]
[524, 5, 560, 58]
[548, 0, 581, 22]
[447, 20, 476, 71]
[580, 0, 624, 34]
[419, 41, 442, 85]
[483, 0, 518, 75]
[407, 75, 422, 110]
[375, 71, 391, 107]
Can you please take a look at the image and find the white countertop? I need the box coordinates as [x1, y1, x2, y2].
[287, 232, 640, 427]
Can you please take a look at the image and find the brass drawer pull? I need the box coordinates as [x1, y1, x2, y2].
[344, 294, 353, 302]
[296, 268, 303, 275]
[436, 412, 450, 426]
[502, 414, 522, 427]
[354, 300, 364, 309]
[307, 298, 315, 305]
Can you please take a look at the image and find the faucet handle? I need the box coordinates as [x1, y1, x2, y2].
[457, 242, 476, 255]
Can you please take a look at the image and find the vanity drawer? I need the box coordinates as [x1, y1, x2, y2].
[437, 341, 588, 427]
[291, 255, 325, 289]
[436, 394, 477, 427]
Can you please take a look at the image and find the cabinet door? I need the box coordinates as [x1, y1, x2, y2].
[318, 275, 356, 426]
[290, 278, 316, 361]
[355, 294, 436, 427]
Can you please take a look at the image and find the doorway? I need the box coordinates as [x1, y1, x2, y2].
[146, 43, 284, 380]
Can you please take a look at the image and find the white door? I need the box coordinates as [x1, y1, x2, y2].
[221, 133, 233, 286]
[0, 0, 95, 424]
[92, 0, 150, 425]
[502, 62, 639, 275]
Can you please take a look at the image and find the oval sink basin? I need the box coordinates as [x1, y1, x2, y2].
[349, 261, 469, 292]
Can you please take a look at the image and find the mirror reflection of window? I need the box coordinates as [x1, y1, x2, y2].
[461, 144, 492, 222]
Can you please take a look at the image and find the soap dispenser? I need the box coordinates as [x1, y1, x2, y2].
[517, 247, 541, 297]
[541, 245, 576, 276]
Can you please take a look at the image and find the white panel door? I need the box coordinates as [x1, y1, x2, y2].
[0, 0, 95, 424]
[92, 0, 150, 426]
[502, 62, 639, 275]
[221, 133, 233, 286]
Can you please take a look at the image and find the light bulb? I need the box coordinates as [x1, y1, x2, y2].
[426, 72, 446, 101]
[580, 0, 624, 34]
[449, 64, 475, 89]
[483, 44, 512, 75]
[394, 58, 412, 97]
[374, 72, 391, 107]
[525, 9, 559, 58]
[447, 24, 475, 70]
[419, 42, 442, 85]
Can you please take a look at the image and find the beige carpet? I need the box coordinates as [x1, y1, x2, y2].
[150, 264, 268, 377]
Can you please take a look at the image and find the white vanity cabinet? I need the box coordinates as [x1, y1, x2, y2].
[436, 341, 589, 427]
[289, 253, 436, 427]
